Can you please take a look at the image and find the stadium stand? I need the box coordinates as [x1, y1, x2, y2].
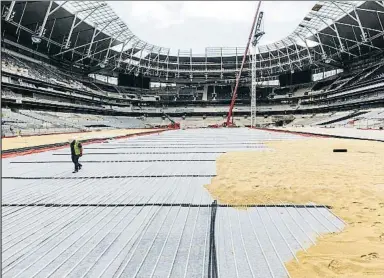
[1, 0, 384, 135]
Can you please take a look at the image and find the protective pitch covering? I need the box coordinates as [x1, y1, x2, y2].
[2, 129, 345, 278]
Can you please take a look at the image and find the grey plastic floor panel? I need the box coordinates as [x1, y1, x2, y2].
[2, 206, 211, 278]
[215, 207, 344, 278]
[3, 160, 217, 178]
[2, 177, 214, 205]
[2, 128, 344, 278]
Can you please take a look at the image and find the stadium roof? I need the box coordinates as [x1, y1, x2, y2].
[1, 1, 384, 82]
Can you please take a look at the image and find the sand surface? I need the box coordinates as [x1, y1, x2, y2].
[1, 129, 163, 151]
[205, 138, 384, 277]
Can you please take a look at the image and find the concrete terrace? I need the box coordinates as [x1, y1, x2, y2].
[2, 129, 344, 278]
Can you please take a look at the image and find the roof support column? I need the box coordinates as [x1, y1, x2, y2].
[235, 47, 238, 71]
[71, 30, 80, 61]
[331, 23, 344, 51]
[312, 13, 344, 51]
[38, 1, 66, 38]
[351, 27, 362, 56]
[47, 18, 56, 53]
[190, 48, 193, 81]
[205, 48, 208, 80]
[4, 1, 15, 22]
[377, 11, 384, 32]
[166, 49, 170, 80]
[155, 49, 161, 76]
[58, 36, 111, 58]
[280, 42, 295, 71]
[177, 50, 180, 78]
[268, 51, 272, 70]
[65, 4, 104, 49]
[332, 2, 367, 43]
[354, 8, 367, 42]
[295, 33, 313, 63]
[377, 1, 384, 8]
[305, 26, 327, 59]
[38, 2, 52, 37]
[87, 27, 98, 57]
[146, 46, 155, 74]
[137, 44, 147, 70]
[127, 41, 140, 70]
[65, 13, 78, 49]
[112, 38, 130, 70]
[288, 37, 303, 68]
[87, 18, 118, 57]
[99, 29, 127, 65]
[16, 2, 27, 42]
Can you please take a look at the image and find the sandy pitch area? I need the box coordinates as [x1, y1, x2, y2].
[205, 138, 384, 278]
[1, 129, 163, 151]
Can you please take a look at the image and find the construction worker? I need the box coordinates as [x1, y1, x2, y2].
[69, 137, 83, 173]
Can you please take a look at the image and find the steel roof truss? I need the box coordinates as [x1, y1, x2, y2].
[265, 45, 276, 59]
[317, 30, 381, 52]
[353, 7, 367, 42]
[71, 31, 81, 61]
[166, 49, 170, 80]
[288, 38, 303, 68]
[102, 28, 127, 63]
[111, 39, 129, 70]
[304, 26, 327, 59]
[375, 1, 384, 8]
[294, 33, 313, 63]
[6, 19, 86, 59]
[155, 48, 161, 76]
[37, 1, 67, 36]
[84, 29, 130, 67]
[46, 18, 56, 53]
[190, 49, 193, 80]
[87, 18, 118, 57]
[177, 50, 180, 78]
[146, 46, 155, 70]
[127, 41, 140, 68]
[37, 2, 53, 38]
[54, 36, 111, 57]
[356, 7, 384, 15]
[205, 49, 208, 78]
[335, 21, 383, 35]
[72, 31, 121, 63]
[332, 2, 367, 42]
[87, 27, 98, 57]
[134, 44, 147, 73]
[351, 26, 363, 56]
[220, 48, 223, 75]
[311, 12, 345, 52]
[16, 2, 27, 36]
[65, 5, 104, 49]
[280, 41, 297, 70]
[377, 11, 384, 31]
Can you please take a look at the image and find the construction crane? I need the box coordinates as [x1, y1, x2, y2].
[251, 11, 265, 128]
[162, 112, 180, 129]
[225, 1, 263, 127]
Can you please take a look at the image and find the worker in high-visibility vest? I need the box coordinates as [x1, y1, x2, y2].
[69, 138, 83, 173]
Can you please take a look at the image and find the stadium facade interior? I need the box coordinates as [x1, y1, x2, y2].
[1, 1, 384, 136]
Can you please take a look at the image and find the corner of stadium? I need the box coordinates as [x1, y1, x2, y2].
[1, 1, 384, 277]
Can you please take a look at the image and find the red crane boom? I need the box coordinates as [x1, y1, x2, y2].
[226, 1, 262, 126]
